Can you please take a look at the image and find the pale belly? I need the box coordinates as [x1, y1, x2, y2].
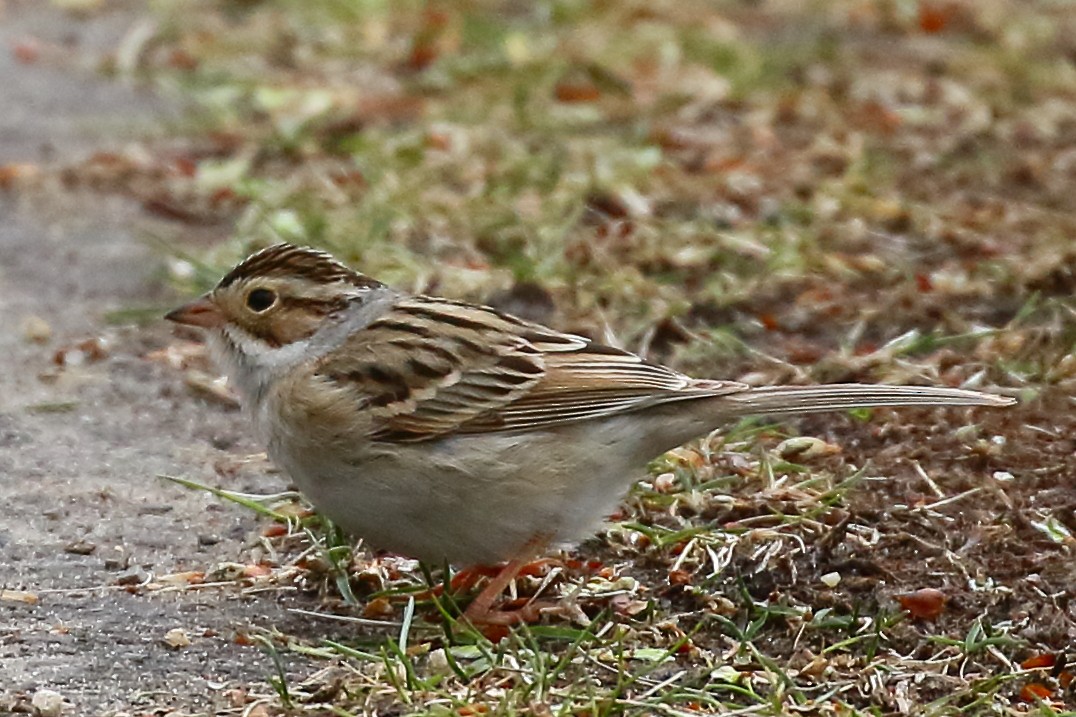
[267, 415, 694, 566]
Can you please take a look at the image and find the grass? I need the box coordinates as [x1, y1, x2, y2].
[55, 0, 1076, 713]
[158, 417, 1073, 714]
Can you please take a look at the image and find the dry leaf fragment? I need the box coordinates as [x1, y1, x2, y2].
[652, 472, 679, 493]
[223, 688, 249, 708]
[554, 80, 601, 103]
[362, 596, 395, 619]
[0, 162, 41, 188]
[668, 569, 692, 587]
[820, 572, 841, 588]
[184, 370, 240, 407]
[63, 540, 96, 555]
[1020, 682, 1053, 701]
[0, 589, 39, 605]
[156, 571, 206, 586]
[163, 627, 191, 649]
[20, 315, 51, 343]
[261, 523, 289, 538]
[241, 564, 272, 579]
[918, 1, 955, 33]
[609, 593, 649, 617]
[12, 38, 40, 64]
[1021, 653, 1056, 670]
[896, 588, 947, 619]
[776, 436, 841, 461]
[53, 337, 109, 367]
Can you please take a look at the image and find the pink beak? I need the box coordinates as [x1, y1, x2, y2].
[165, 295, 225, 329]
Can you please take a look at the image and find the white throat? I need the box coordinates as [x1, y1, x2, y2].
[210, 325, 312, 415]
[207, 288, 399, 431]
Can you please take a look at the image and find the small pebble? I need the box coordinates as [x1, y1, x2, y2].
[427, 648, 450, 674]
[21, 315, 52, 343]
[63, 540, 96, 556]
[820, 572, 841, 588]
[114, 567, 149, 586]
[31, 689, 65, 717]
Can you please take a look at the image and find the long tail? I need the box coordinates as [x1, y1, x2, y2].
[720, 383, 1015, 418]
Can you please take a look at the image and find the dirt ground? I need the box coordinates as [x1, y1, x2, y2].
[0, 4, 346, 714]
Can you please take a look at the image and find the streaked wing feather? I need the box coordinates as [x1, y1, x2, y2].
[315, 300, 545, 439]
[316, 296, 744, 442]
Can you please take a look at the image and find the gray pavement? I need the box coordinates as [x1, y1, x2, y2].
[0, 3, 338, 712]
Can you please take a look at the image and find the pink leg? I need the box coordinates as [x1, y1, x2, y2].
[461, 535, 552, 625]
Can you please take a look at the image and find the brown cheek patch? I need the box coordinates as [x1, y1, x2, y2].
[249, 323, 285, 348]
[284, 296, 350, 315]
[264, 297, 350, 346]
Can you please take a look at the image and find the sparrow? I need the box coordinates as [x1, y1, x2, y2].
[166, 243, 1014, 621]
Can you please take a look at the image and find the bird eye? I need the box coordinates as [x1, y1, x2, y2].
[246, 288, 277, 313]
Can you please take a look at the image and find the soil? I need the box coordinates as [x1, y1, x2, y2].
[0, 3, 344, 713]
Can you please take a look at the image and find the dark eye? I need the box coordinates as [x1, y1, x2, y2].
[246, 288, 277, 312]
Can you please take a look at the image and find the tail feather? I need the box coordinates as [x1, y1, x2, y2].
[721, 383, 1015, 418]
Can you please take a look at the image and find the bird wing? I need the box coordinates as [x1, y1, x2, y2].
[314, 296, 746, 442]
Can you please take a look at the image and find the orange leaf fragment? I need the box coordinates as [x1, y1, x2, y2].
[1021, 653, 1056, 670]
[241, 564, 272, 578]
[362, 596, 395, 619]
[329, 169, 366, 188]
[261, 524, 288, 538]
[554, 81, 601, 103]
[209, 186, 239, 206]
[857, 100, 902, 135]
[13, 39, 40, 64]
[668, 569, 692, 587]
[426, 131, 451, 151]
[918, 2, 951, 33]
[407, 43, 438, 70]
[517, 560, 550, 578]
[0, 162, 39, 189]
[171, 156, 197, 177]
[157, 571, 205, 586]
[896, 588, 947, 619]
[167, 48, 198, 71]
[1020, 682, 1053, 701]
